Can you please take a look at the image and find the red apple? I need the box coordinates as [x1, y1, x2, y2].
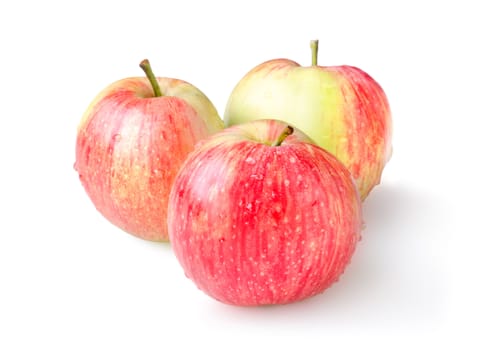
[168, 119, 362, 306]
[224, 40, 392, 200]
[75, 60, 224, 241]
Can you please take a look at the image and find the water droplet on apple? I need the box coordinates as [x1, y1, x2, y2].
[245, 156, 256, 165]
[113, 134, 122, 142]
[250, 174, 263, 180]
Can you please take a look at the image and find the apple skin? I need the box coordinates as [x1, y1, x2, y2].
[168, 119, 362, 306]
[224, 53, 392, 200]
[75, 76, 224, 241]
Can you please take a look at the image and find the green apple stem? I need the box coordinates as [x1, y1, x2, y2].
[139, 59, 162, 97]
[271, 126, 294, 147]
[310, 40, 319, 66]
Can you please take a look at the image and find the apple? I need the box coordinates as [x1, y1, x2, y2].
[75, 59, 224, 241]
[224, 40, 392, 200]
[168, 119, 362, 306]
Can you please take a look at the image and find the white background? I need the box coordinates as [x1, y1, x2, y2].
[1, 0, 476, 349]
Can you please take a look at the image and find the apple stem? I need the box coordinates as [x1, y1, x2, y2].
[310, 40, 319, 66]
[271, 126, 294, 147]
[139, 59, 162, 97]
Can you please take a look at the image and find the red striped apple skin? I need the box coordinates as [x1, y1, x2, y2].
[168, 119, 362, 306]
[224, 48, 392, 200]
[75, 77, 223, 241]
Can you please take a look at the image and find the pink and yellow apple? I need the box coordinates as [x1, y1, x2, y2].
[224, 40, 392, 199]
[75, 59, 224, 241]
[168, 119, 362, 306]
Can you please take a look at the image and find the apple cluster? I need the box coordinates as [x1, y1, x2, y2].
[75, 42, 392, 306]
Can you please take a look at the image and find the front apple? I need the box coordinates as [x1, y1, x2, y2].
[75, 60, 224, 241]
[168, 119, 362, 306]
[224, 40, 392, 200]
